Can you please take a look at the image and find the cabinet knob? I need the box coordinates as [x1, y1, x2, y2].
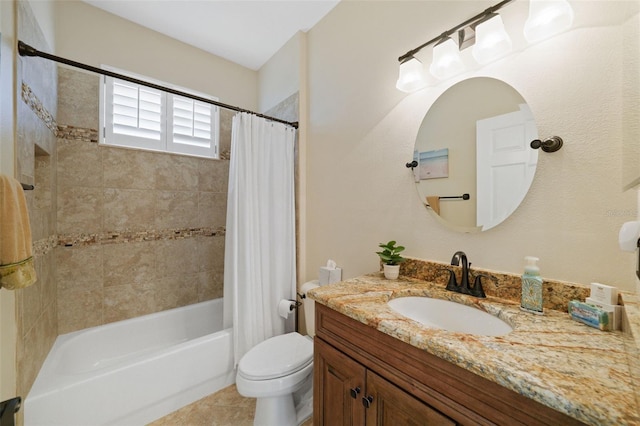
[349, 387, 361, 399]
[362, 395, 374, 408]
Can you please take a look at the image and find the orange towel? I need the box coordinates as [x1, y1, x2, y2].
[426, 196, 441, 215]
[0, 174, 36, 290]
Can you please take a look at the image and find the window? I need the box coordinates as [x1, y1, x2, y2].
[100, 68, 219, 158]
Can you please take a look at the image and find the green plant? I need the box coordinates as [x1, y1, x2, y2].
[376, 240, 406, 266]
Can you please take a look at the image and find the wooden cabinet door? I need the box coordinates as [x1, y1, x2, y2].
[314, 337, 366, 426]
[364, 370, 456, 426]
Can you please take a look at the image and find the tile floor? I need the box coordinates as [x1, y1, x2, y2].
[148, 385, 313, 426]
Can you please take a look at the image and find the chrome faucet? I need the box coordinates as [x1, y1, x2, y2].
[442, 251, 488, 298]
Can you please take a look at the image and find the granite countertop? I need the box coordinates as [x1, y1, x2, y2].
[308, 273, 640, 425]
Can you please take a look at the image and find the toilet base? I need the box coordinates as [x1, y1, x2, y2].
[250, 373, 313, 426]
[254, 394, 296, 426]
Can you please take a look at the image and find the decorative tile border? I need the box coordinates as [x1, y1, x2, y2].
[57, 226, 226, 247]
[56, 124, 98, 143]
[23, 81, 98, 142]
[32, 235, 58, 257]
[21, 82, 57, 135]
[32, 227, 225, 255]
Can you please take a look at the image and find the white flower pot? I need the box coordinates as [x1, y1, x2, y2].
[383, 264, 400, 280]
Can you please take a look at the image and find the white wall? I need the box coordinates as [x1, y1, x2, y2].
[26, 0, 55, 48]
[54, 1, 258, 110]
[304, 1, 639, 292]
[258, 31, 302, 113]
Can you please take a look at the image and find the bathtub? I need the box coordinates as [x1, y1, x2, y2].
[24, 298, 235, 426]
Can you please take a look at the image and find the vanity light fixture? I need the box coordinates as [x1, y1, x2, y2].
[524, 0, 575, 43]
[396, 0, 575, 92]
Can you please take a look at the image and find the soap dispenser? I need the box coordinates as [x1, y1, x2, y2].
[520, 256, 544, 314]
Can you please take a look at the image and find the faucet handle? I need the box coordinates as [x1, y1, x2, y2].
[439, 268, 458, 291]
[471, 274, 496, 298]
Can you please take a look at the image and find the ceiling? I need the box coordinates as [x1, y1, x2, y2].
[82, 0, 340, 70]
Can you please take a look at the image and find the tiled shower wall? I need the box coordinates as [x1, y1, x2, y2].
[15, 0, 59, 403]
[55, 67, 234, 334]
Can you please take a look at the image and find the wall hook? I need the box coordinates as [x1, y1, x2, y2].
[405, 160, 418, 169]
[530, 136, 563, 153]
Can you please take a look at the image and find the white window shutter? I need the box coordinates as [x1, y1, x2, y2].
[167, 95, 218, 157]
[105, 77, 165, 151]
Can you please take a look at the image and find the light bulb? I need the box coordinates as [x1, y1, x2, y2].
[396, 57, 428, 93]
[472, 14, 512, 65]
[429, 38, 464, 80]
[524, 0, 574, 43]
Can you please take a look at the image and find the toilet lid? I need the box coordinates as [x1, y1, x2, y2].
[238, 332, 313, 380]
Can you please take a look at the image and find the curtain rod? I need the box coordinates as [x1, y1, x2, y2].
[18, 41, 299, 129]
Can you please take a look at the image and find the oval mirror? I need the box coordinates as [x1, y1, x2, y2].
[413, 77, 538, 232]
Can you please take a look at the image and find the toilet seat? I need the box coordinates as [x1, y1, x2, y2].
[238, 332, 313, 380]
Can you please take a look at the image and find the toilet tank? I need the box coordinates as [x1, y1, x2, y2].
[301, 280, 319, 337]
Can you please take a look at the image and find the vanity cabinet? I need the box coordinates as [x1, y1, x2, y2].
[313, 304, 585, 426]
[315, 337, 454, 425]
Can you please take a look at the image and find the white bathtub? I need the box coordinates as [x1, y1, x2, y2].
[24, 298, 235, 426]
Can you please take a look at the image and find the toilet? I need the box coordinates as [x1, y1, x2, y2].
[236, 281, 318, 426]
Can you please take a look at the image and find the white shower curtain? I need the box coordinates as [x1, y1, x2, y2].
[223, 112, 297, 366]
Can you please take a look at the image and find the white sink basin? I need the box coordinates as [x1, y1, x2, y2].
[387, 297, 513, 336]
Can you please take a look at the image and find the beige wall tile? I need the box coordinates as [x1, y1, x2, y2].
[17, 101, 35, 181]
[57, 138, 102, 188]
[155, 238, 200, 277]
[155, 154, 198, 191]
[40, 251, 57, 317]
[57, 67, 99, 130]
[103, 242, 156, 287]
[18, 279, 42, 338]
[104, 188, 155, 231]
[17, 304, 56, 397]
[102, 147, 156, 190]
[55, 245, 103, 292]
[155, 275, 199, 311]
[103, 282, 157, 323]
[34, 153, 52, 210]
[57, 287, 103, 334]
[57, 186, 103, 234]
[197, 271, 223, 302]
[155, 190, 198, 229]
[219, 109, 234, 158]
[197, 192, 227, 228]
[195, 235, 224, 273]
[198, 159, 228, 193]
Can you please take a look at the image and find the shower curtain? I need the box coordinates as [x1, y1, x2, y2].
[223, 112, 297, 366]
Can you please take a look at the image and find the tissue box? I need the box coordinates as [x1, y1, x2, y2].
[590, 282, 618, 305]
[585, 297, 622, 331]
[319, 267, 342, 286]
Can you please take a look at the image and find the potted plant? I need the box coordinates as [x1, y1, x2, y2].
[376, 240, 406, 279]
